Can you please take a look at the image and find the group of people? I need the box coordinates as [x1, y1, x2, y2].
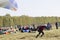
[36, 22, 59, 38]
[0, 22, 59, 38]
[16, 24, 37, 32]
[16, 22, 59, 38]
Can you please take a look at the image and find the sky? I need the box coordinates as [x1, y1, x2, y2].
[0, 0, 60, 17]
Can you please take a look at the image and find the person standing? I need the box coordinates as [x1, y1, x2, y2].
[47, 22, 52, 30]
[55, 22, 58, 29]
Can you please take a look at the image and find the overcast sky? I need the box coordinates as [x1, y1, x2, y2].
[0, 0, 60, 17]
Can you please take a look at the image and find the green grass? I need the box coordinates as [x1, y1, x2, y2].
[0, 27, 60, 40]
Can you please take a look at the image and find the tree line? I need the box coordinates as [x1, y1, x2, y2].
[0, 14, 60, 27]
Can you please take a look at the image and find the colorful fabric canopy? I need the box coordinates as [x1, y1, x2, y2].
[0, 0, 18, 11]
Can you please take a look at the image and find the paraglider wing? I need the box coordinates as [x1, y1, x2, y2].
[0, 0, 18, 11]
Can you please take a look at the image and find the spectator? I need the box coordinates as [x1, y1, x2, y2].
[55, 22, 58, 29]
[47, 22, 52, 30]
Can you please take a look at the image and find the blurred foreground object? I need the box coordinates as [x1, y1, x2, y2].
[0, 0, 18, 11]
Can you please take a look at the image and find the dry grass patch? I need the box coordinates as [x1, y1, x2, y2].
[0, 27, 60, 40]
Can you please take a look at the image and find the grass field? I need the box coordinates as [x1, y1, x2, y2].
[0, 27, 60, 40]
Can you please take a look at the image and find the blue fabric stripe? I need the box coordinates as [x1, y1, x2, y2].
[9, 0, 18, 8]
[4, 5, 10, 9]
[13, 2, 18, 8]
[9, 0, 14, 3]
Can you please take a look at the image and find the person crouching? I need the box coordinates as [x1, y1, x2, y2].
[36, 25, 46, 38]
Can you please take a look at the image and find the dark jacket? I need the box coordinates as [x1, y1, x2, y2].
[37, 25, 46, 32]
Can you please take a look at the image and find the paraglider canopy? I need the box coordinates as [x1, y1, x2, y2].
[0, 0, 18, 11]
